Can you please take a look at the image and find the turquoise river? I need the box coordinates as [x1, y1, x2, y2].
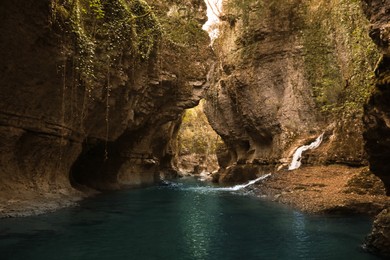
[0, 177, 380, 259]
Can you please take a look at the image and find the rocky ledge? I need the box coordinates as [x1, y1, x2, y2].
[249, 164, 390, 257]
[253, 165, 389, 215]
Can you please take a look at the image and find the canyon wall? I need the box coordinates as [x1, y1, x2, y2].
[205, 0, 379, 182]
[362, 0, 390, 194]
[204, 0, 390, 256]
[361, 0, 390, 257]
[0, 0, 212, 202]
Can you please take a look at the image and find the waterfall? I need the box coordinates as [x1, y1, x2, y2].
[203, 0, 223, 43]
[190, 173, 271, 192]
[216, 173, 272, 191]
[288, 133, 324, 170]
[163, 174, 272, 192]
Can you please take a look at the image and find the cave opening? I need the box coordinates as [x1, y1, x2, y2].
[176, 100, 223, 176]
[69, 138, 125, 191]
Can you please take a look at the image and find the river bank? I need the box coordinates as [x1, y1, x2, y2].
[1, 165, 389, 218]
[0, 189, 86, 218]
[253, 165, 390, 216]
[0, 177, 376, 260]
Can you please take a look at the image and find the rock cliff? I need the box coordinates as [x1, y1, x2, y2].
[204, 0, 378, 182]
[362, 0, 390, 194]
[0, 0, 212, 211]
[361, 0, 390, 257]
[365, 208, 390, 258]
[203, 0, 390, 256]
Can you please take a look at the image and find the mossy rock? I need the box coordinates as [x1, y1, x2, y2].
[52, 0, 161, 91]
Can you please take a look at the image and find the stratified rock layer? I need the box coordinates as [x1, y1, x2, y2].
[205, 0, 378, 182]
[361, 0, 390, 257]
[0, 0, 212, 208]
[362, 0, 390, 194]
[205, 1, 318, 179]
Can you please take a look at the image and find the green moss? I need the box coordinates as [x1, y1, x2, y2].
[157, 8, 208, 47]
[301, 2, 344, 113]
[88, 0, 105, 19]
[225, 0, 258, 27]
[178, 100, 223, 155]
[222, 0, 379, 116]
[127, 0, 161, 58]
[302, 0, 379, 115]
[52, 0, 162, 90]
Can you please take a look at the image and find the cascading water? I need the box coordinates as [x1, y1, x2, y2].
[0, 175, 375, 260]
[203, 0, 223, 43]
[288, 133, 324, 170]
[213, 173, 272, 191]
[164, 173, 271, 193]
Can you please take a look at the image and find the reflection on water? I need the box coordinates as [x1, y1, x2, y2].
[292, 211, 311, 257]
[179, 192, 219, 259]
[0, 177, 379, 260]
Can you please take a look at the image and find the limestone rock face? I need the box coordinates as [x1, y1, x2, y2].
[205, 0, 318, 172]
[362, 0, 390, 194]
[365, 208, 390, 257]
[0, 0, 212, 199]
[205, 0, 378, 182]
[361, 0, 390, 257]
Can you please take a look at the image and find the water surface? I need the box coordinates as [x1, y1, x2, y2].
[0, 177, 378, 259]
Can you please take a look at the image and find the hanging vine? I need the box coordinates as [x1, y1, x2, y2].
[51, 0, 161, 90]
[50, 0, 162, 146]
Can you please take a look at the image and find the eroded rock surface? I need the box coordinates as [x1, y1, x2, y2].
[360, 0, 390, 257]
[205, 1, 317, 179]
[365, 208, 390, 258]
[205, 0, 378, 182]
[0, 0, 212, 214]
[362, 0, 390, 194]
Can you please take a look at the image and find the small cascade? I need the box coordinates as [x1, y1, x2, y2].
[162, 174, 272, 193]
[203, 0, 223, 43]
[288, 133, 324, 170]
[215, 173, 272, 191]
[185, 173, 271, 192]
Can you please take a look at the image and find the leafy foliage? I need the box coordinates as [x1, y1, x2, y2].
[88, 0, 104, 19]
[156, 2, 209, 47]
[178, 100, 223, 156]
[52, 0, 162, 91]
[220, 0, 379, 116]
[302, 0, 379, 115]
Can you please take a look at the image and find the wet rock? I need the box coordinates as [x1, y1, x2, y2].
[217, 164, 259, 184]
[365, 208, 390, 258]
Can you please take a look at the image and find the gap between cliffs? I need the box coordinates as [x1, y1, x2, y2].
[0, 2, 389, 257]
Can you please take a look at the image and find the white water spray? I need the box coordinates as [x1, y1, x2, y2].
[288, 133, 324, 170]
[185, 173, 272, 192]
[162, 174, 271, 193]
[215, 173, 272, 191]
[203, 0, 223, 43]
